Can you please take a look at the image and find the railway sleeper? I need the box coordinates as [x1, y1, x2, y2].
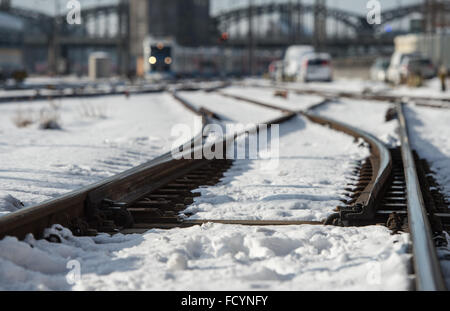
[328, 148, 450, 246]
[95, 159, 234, 233]
[79, 159, 231, 232]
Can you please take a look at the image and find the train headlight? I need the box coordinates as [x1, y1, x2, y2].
[149, 56, 157, 65]
[164, 57, 172, 65]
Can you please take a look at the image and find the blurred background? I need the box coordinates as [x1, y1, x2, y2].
[0, 0, 448, 85]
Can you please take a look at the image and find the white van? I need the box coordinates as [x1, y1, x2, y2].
[283, 45, 314, 80]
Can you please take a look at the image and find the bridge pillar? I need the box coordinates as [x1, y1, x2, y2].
[248, 0, 256, 76]
[314, 0, 327, 51]
[295, 0, 304, 43]
[117, 0, 130, 77]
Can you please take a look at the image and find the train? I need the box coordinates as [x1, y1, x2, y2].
[143, 36, 282, 79]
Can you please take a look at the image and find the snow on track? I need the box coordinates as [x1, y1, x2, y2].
[404, 105, 450, 200]
[0, 86, 414, 291]
[313, 99, 399, 147]
[184, 115, 370, 222]
[244, 78, 449, 101]
[0, 93, 199, 214]
[0, 222, 411, 291]
[243, 78, 388, 95]
[177, 91, 284, 123]
[220, 85, 324, 111]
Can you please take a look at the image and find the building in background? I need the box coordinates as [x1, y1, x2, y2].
[130, 0, 211, 76]
[146, 0, 210, 47]
[0, 10, 24, 76]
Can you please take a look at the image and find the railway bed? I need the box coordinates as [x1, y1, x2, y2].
[213, 90, 449, 290]
[0, 86, 448, 290]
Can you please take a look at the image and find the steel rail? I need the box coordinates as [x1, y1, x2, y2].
[396, 103, 447, 291]
[303, 111, 392, 223]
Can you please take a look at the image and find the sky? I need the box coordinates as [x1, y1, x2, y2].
[11, 0, 422, 16]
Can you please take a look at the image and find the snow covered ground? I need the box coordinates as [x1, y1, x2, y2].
[388, 78, 450, 100]
[0, 85, 415, 291]
[0, 93, 200, 214]
[243, 77, 450, 101]
[177, 91, 284, 123]
[184, 115, 369, 222]
[0, 223, 411, 291]
[313, 99, 400, 147]
[403, 104, 450, 288]
[242, 77, 388, 95]
[404, 105, 450, 200]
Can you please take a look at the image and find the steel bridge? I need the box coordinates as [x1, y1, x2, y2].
[0, 0, 448, 74]
[213, 2, 450, 49]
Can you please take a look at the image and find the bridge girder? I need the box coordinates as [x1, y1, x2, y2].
[214, 3, 372, 33]
[214, 2, 450, 37]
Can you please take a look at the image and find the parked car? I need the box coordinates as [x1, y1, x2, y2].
[299, 53, 333, 82]
[370, 57, 390, 82]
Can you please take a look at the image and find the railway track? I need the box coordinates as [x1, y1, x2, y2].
[241, 81, 450, 109]
[214, 90, 449, 291]
[0, 86, 448, 290]
[0, 88, 300, 241]
[0, 80, 231, 103]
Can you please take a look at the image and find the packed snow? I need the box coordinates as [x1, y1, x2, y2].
[0, 93, 200, 212]
[183, 115, 370, 222]
[404, 105, 450, 200]
[0, 83, 417, 291]
[0, 223, 411, 291]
